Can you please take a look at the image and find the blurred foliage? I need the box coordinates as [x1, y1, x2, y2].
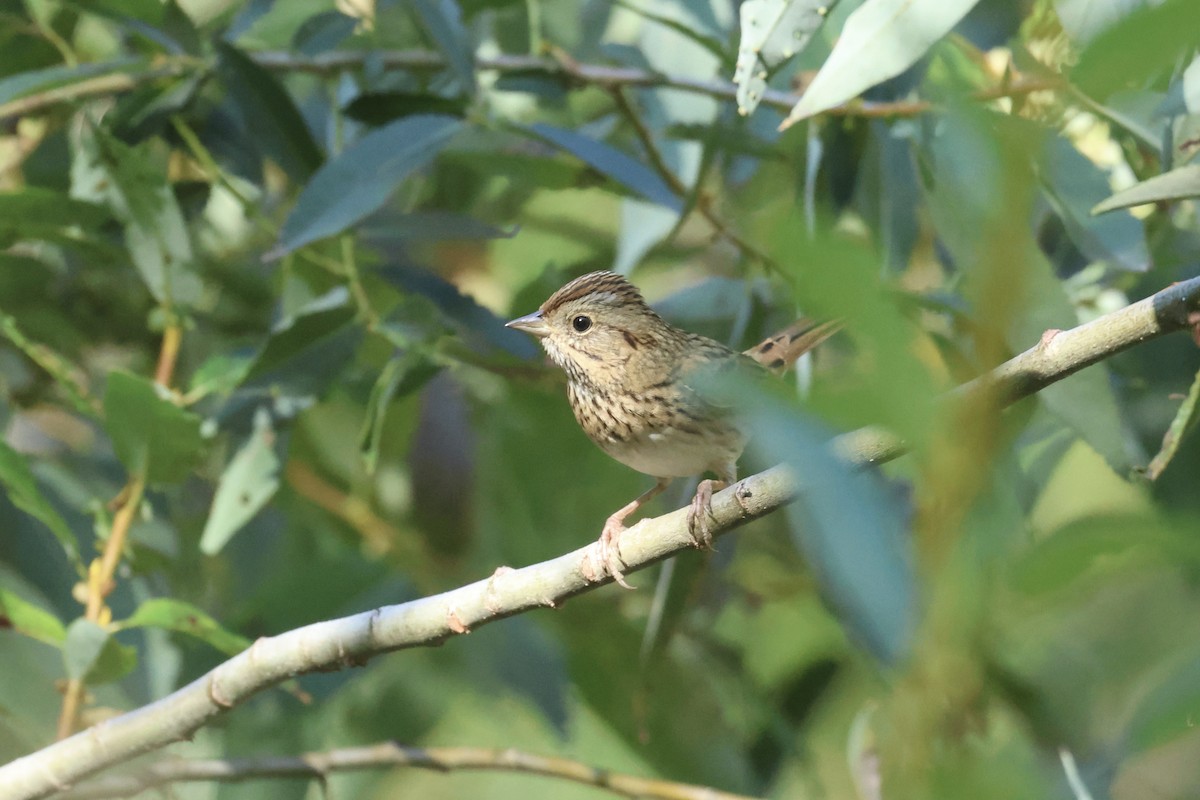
[0, 0, 1199, 798]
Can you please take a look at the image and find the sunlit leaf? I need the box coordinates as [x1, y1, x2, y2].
[781, 0, 981, 126]
[104, 371, 206, 483]
[1072, 0, 1200, 100]
[1092, 164, 1200, 215]
[0, 589, 66, 647]
[734, 0, 837, 116]
[71, 126, 203, 307]
[118, 598, 251, 655]
[200, 408, 281, 555]
[1146, 367, 1200, 480]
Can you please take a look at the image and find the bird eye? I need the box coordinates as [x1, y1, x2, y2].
[572, 315, 592, 333]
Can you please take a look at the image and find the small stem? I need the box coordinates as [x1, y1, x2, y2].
[610, 88, 779, 271]
[85, 473, 146, 621]
[154, 322, 182, 388]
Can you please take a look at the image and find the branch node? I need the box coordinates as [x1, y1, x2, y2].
[1038, 328, 1063, 349]
[484, 565, 514, 614]
[208, 676, 233, 709]
[446, 607, 471, 634]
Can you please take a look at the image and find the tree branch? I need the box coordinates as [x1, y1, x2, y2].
[3, 276, 1199, 799]
[60, 742, 758, 800]
[0, 49, 1062, 124]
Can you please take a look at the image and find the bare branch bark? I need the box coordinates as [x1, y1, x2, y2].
[60, 742, 759, 800]
[2, 276, 1199, 799]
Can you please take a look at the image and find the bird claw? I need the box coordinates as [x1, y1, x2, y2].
[686, 480, 724, 549]
[596, 516, 635, 589]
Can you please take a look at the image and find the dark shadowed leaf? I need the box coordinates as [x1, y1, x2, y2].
[104, 371, 206, 484]
[118, 598, 251, 655]
[527, 123, 682, 211]
[782, 0, 982, 125]
[216, 42, 324, 181]
[342, 92, 468, 125]
[200, 409, 282, 554]
[0, 441, 78, 562]
[272, 115, 463, 256]
[734, 0, 837, 116]
[1092, 164, 1200, 215]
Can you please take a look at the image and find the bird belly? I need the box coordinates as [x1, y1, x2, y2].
[599, 424, 745, 479]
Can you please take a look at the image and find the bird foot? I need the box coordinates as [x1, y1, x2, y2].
[595, 515, 635, 589]
[686, 480, 725, 549]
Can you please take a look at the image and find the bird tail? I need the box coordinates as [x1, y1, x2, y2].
[744, 318, 842, 374]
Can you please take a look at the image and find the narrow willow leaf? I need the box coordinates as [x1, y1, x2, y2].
[200, 408, 281, 555]
[118, 597, 251, 655]
[0, 440, 78, 562]
[734, 0, 837, 116]
[782, 0, 981, 126]
[1146, 367, 1200, 480]
[1092, 164, 1200, 215]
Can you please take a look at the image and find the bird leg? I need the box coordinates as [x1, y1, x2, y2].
[596, 477, 670, 589]
[686, 467, 735, 549]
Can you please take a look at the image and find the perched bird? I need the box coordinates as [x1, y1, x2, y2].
[507, 271, 837, 587]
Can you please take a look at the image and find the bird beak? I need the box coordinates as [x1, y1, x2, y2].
[505, 310, 549, 338]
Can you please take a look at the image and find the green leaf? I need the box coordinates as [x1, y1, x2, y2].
[1092, 164, 1200, 215]
[782, 0, 981, 125]
[742, 392, 917, 664]
[200, 409, 281, 555]
[272, 115, 462, 256]
[615, 0, 729, 65]
[0, 439, 77, 562]
[526, 123, 683, 211]
[104, 371, 206, 484]
[216, 42, 324, 181]
[342, 91, 468, 125]
[1146, 367, 1200, 480]
[240, 287, 362, 403]
[1037, 136, 1149, 271]
[0, 589, 66, 647]
[118, 598, 251, 655]
[0, 188, 110, 243]
[359, 350, 441, 474]
[62, 619, 108, 681]
[734, 0, 837, 116]
[0, 59, 142, 107]
[412, 0, 475, 92]
[1072, 0, 1200, 100]
[71, 126, 203, 307]
[292, 10, 358, 56]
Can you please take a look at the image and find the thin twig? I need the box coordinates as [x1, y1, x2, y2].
[6, 276, 1200, 799]
[609, 88, 779, 271]
[60, 742, 760, 800]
